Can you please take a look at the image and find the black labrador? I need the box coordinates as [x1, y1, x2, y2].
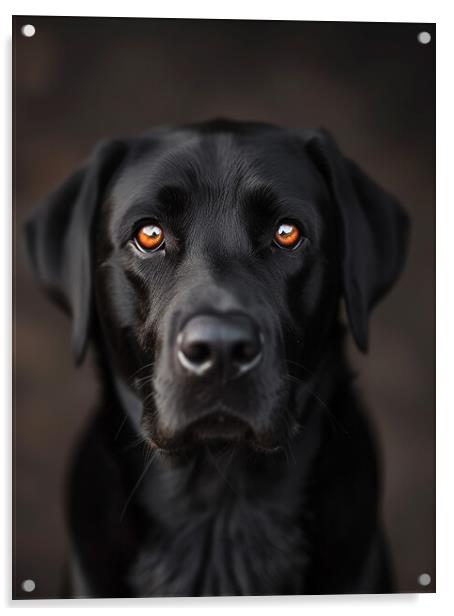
[25, 119, 409, 597]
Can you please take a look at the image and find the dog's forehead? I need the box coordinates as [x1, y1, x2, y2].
[111, 129, 324, 209]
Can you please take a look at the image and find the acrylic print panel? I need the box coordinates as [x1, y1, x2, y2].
[13, 16, 435, 599]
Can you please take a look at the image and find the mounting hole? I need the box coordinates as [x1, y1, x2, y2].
[21, 24, 36, 38]
[417, 573, 431, 587]
[417, 31, 431, 45]
[21, 579, 36, 592]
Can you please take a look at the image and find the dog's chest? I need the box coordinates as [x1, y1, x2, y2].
[130, 461, 312, 596]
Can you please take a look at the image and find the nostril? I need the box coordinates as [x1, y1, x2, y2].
[184, 342, 211, 365]
[232, 341, 259, 365]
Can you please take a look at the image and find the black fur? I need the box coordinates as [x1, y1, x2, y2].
[25, 119, 409, 597]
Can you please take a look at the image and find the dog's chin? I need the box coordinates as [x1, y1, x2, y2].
[148, 412, 282, 456]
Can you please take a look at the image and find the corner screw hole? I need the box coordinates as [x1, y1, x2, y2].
[21, 24, 36, 38]
[417, 31, 431, 45]
[21, 579, 36, 592]
[418, 573, 431, 587]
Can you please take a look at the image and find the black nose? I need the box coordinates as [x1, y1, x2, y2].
[176, 314, 262, 380]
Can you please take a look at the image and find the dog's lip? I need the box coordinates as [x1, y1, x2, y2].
[151, 412, 282, 454]
[185, 413, 252, 442]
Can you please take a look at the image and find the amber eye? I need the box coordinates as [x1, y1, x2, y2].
[273, 222, 302, 249]
[134, 224, 164, 252]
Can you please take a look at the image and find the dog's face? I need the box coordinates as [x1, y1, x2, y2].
[94, 128, 340, 452]
[25, 120, 409, 454]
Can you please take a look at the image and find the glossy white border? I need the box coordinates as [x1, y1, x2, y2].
[2, 1, 450, 614]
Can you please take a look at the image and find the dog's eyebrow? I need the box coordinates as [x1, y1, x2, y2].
[244, 183, 318, 215]
[242, 184, 313, 226]
[112, 185, 190, 244]
[155, 185, 189, 215]
[240, 182, 321, 243]
[243, 184, 285, 219]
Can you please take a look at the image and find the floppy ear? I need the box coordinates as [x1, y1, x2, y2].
[303, 129, 410, 352]
[24, 139, 128, 364]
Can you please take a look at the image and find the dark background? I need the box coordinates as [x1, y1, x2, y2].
[13, 17, 435, 598]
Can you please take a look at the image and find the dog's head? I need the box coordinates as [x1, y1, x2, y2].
[25, 120, 409, 454]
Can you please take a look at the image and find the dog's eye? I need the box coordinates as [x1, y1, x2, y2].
[134, 224, 165, 252]
[273, 222, 302, 249]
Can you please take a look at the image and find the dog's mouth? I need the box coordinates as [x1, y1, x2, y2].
[150, 412, 281, 455]
[186, 413, 253, 443]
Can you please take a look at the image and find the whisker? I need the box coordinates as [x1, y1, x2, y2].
[223, 444, 237, 473]
[119, 433, 148, 454]
[142, 389, 156, 404]
[206, 446, 241, 497]
[280, 442, 291, 467]
[285, 358, 315, 379]
[134, 375, 154, 387]
[280, 411, 297, 465]
[143, 441, 155, 466]
[120, 454, 155, 521]
[286, 431, 297, 465]
[283, 374, 349, 436]
[114, 415, 128, 441]
[131, 361, 155, 379]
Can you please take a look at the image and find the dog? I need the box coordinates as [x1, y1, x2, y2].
[25, 119, 409, 597]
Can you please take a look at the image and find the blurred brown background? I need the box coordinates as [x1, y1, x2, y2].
[13, 17, 435, 599]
